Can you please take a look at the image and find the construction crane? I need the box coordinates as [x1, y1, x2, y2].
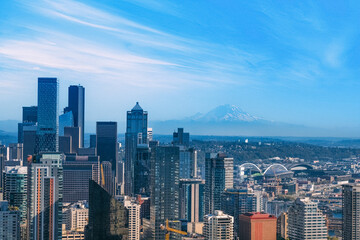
[160, 219, 188, 240]
[100, 163, 105, 187]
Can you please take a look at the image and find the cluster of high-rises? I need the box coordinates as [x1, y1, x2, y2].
[0, 77, 360, 240]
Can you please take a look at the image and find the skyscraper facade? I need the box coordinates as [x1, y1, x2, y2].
[287, 198, 327, 240]
[63, 156, 100, 203]
[65, 85, 85, 147]
[179, 179, 205, 223]
[150, 146, 180, 240]
[342, 184, 360, 240]
[27, 153, 63, 240]
[96, 122, 118, 172]
[205, 153, 233, 215]
[36, 78, 59, 153]
[125, 102, 149, 196]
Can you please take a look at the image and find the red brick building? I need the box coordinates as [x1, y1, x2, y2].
[238, 212, 277, 240]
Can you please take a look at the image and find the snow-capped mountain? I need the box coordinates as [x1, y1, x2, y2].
[189, 104, 262, 122]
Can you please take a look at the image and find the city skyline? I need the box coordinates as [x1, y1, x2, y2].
[1, 0, 360, 132]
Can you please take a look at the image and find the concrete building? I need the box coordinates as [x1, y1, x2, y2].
[203, 210, 234, 240]
[205, 153, 233, 215]
[342, 184, 360, 240]
[27, 153, 64, 240]
[287, 198, 327, 240]
[0, 201, 20, 240]
[63, 201, 88, 232]
[238, 212, 277, 240]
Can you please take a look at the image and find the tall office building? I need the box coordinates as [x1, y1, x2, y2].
[179, 179, 205, 223]
[203, 210, 234, 240]
[3, 166, 27, 225]
[64, 126, 80, 153]
[36, 77, 59, 153]
[205, 153, 233, 215]
[63, 156, 100, 203]
[221, 188, 261, 238]
[22, 125, 37, 164]
[96, 122, 118, 172]
[150, 146, 180, 240]
[173, 128, 190, 147]
[238, 212, 277, 240]
[22, 106, 38, 123]
[0, 201, 20, 240]
[65, 85, 85, 147]
[125, 102, 149, 196]
[59, 111, 74, 137]
[85, 180, 128, 240]
[18, 106, 38, 144]
[27, 153, 63, 240]
[342, 184, 360, 240]
[287, 198, 327, 240]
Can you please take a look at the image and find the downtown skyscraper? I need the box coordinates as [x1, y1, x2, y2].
[150, 146, 180, 240]
[36, 78, 59, 153]
[125, 102, 149, 196]
[64, 85, 85, 147]
[205, 153, 233, 215]
[27, 153, 64, 240]
[342, 184, 360, 240]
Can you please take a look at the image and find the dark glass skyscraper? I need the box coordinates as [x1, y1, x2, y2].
[65, 85, 85, 147]
[85, 180, 129, 240]
[96, 122, 118, 172]
[36, 78, 59, 153]
[150, 146, 180, 240]
[125, 102, 149, 196]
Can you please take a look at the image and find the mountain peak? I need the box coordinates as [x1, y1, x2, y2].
[190, 104, 261, 122]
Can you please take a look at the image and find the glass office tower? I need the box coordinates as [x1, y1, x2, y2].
[36, 77, 59, 153]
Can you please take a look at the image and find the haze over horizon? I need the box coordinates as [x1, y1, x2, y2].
[1, 0, 360, 133]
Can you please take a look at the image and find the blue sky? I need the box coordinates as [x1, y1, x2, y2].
[0, 0, 360, 130]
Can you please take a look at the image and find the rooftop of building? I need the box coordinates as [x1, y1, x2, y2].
[242, 212, 277, 219]
[132, 102, 143, 111]
[5, 166, 27, 174]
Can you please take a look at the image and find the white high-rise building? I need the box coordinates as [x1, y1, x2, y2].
[118, 196, 141, 240]
[203, 210, 234, 240]
[63, 201, 88, 232]
[287, 198, 327, 240]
